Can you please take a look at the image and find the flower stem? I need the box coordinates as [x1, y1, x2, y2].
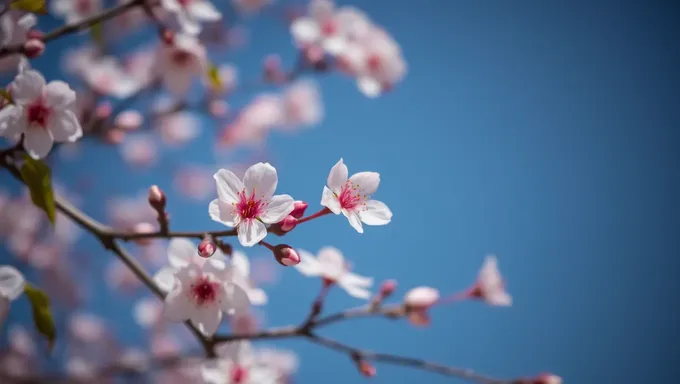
[297, 207, 332, 225]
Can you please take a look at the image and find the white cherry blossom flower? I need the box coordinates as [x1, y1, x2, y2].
[470, 255, 512, 306]
[161, 0, 221, 36]
[157, 33, 208, 95]
[201, 341, 280, 384]
[225, 250, 267, 305]
[82, 57, 141, 98]
[321, 158, 392, 233]
[0, 265, 25, 328]
[0, 13, 36, 72]
[209, 163, 294, 247]
[279, 80, 323, 129]
[295, 247, 373, 299]
[51, 0, 103, 24]
[0, 70, 82, 159]
[159, 239, 250, 336]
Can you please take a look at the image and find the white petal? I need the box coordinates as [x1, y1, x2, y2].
[23, 127, 54, 159]
[316, 246, 345, 276]
[323, 36, 347, 55]
[342, 273, 373, 288]
[243, 162, 278, 201]
[153, 267, 176, 293]
[193, 305, 222, 336]
[320, 186, 342, 214]
[231, 250, 250, 277]
[294, 249, 321, 276]
[45, 81, 76, 109]
[161, 0, 181, 12]
[209, 199, 238, 227]
[201, 360, 228, 384]
[487, 291, 513, 307]
[237, 219, 267, 247]
[357, 76, 382, 98]
[0, 266, 25, 300]
[260, 194, 294, 224]
[343, 209, 363, 233]
[187, 1, 222, 21]
[17, 14, 37, 31]
[327, 158, 348, 193]
[167, 238, 197, 268]
[359, 199, 392, 226]
[47, 110, 82, 142]
[214, 169, 243, 204]
[204, 253, 229, 276]
[291, 18, 321, 44]
[247, 287, 268, 306]
[348, 172, 380, 196]
[163, 286, 192, 322]
[175, 10, 201, 36]
[0, 105, 19, 136]
[221, 283, 250, 315]
[339, 282, 371, 299]
[11, 70, 45, 104]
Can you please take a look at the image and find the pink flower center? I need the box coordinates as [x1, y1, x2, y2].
[190, 276, 220, 306]
[178, 0, 192, 5]
[320, 19, 337, 36]
[26, 100, 50, 128]
[336, 181, 367, 211]
[172, 50, 193, 66]
[234, 189, 266, 220]
[231, 365, 248, 384]
[367, 54, 382, 72]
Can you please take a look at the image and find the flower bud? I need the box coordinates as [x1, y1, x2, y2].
[279, 215, 298, 232]
[115, 110, 143, 131]
[533, 373, 562, 384]
[358, 360, 376, 377]
[95, 102, 113, 120]
[104, 129, 125, 145]
[273, 244, 300, 266]
[198, 238, 216, 258]
[403, 286, 439, 309]
[22, 39, 44, 59]
[290, 200, 308, 219]
[148, 185, 166, 210]
[379, 279, 397, 299]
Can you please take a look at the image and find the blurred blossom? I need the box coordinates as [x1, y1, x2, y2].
[115, 110, 144, 131]
[232, 0, 274, 15]
[173, 165, 214, 201]
[8, 325, 36, 357]
[202, 341, 280, 384]
[66, 356, 96, 381]
[205, 63, 238, 95]
[62, 45, 98, 75]
[254, 347, 299, 379]
[117, 348, 150, 372]
[0, 12, 36, 72]
[133, 296, 163, 328]
[296, 247, 374, 299]
[82, 57, 142, 98]
[151, 333, 182, 358]
[26, 242, 61, 270]
[209, 99, 230, 118]
[157, 33, 208, 95]
[120, 134, 159, 168]
[107, 192, 157, 230]
[230, 311, 261, 334]
[69, 313, 107, 343]
[124, 47, 157, 86]
[115, 0, 155, 31]
[250, 256, 281, 285]
[161, 0, 221, 36]
[51, 0, 103, 24]
[0, 353, 31, 378]
[106, 259, 143, 292]
[156, 112, 202, 146]
[279, 80, 324, 128]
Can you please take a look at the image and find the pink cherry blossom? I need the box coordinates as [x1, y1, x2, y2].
[8, 325, 36, 357]
[157, 34, 208, 95]
[279, 80, 324, 129]
[120, 134, 159, 168]
[68, 313, 107, 343]
[51, 0, 103, 24]
[209, 163, 295, 247]
[161, 0, 221, 36]
[296, 247, 373, 299]
[468, 255, 512, 306]
[202, 341, 280, 384]
[321, 158, 392, 233]
[0, 13, 36, 72]
[82, 57, 142, 98]
[156, 112, 201, 146]
[133, 297, 163, 328]
[403, 286, 440, 326]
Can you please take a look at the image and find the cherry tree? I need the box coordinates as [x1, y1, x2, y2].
[0, 0, 561, 383]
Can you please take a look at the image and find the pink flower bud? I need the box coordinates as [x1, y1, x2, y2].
[26, 30, 43, 40]
[358, 360, 376, 377]
[403, 286, 440, 327]
[290, 200, 308, 219]
[379, 279, 397, 298]
[279, 215, 298, 232]
[533, 373, 562, 384]
[95, 102, 113, 120]
[209, 100, 229, 117]
[115, 110, 143, 131]
[198, 238, 216, 258]
[273, 244, 300, 267]
[148, 185, 166, 209]
[22, 39, 44, 59]
[104, 129, 125, 145]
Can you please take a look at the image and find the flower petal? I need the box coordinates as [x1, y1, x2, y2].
[47, 110, 82, 142]
[0, 266, 25, 300]
[357, 76, 382, 98]
[246, 287, 268, 306]
[201, 360, 229, 384]
[321, 186, 342, 214]
[214, 169, 243, 204]
[23, 126, 54, 159]
[243, 162, 278, 200]
[230, 250, 250, 277]
[45, 80, 76, 109]
[220, 283, 250, 315]
[338, 282, 371, 299]
[487, 291, 513, 307]
[153, 267, 176, 293]
[167, 238, 197, 268]
[187, 1, 221, 21]
[349, 171, 380, 196]
[316, 246, 345, 279]
[343, 209, 363, 233]
[237, 219, 267, 247]
[290, 17, 320, 44]
[294, 249, 321, 276]
[323, 35, 348, 55]
[260, 194, 294, 223]
[193, 305, 222, 336]
[0, 105, 19, 136]
[327, 158, 348, 193]
[11, 70, 45, 104]
[209, 199, 238, 227]
[164, 71, 193, 95]
[342, 273, 373, 288]
[163, 286, 192, 322]
[359, 199, 392, 226]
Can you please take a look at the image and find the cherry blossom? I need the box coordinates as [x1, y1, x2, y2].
[403, 286, 440, 326]
[468, 255, 512, 306]
[119, 134, 159, 167]
[253, 347, 299, 381]
[161, 0, 222, 36]
[158, 239, 250, 336]
[321, 158, 392, 233]
[225, 250, 268, 305]
[0, 13, 36, 71]
[8, 325, 36, 357]
[209, 163, 295, 247]
[0, 265, 25, 327]
[82, 57, 141, 98]
[173, 165, 215, 201]
[133, 297, 163, 328]
[68, 313, 107, 343]
[279, 80, 324, 129]
[51, 0, 104, 24]
[157, 112, 201, 146]
[201, 341, 280, 384]
[157, 33, 208, 95]
[295, 247, 373, 299]
[0, 70, 83, 159]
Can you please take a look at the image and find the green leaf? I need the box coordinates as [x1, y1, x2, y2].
[9, 0, 47, 14]
[20, 155, 56, 225]
[0, 89, 13, 104]
[24, 283, 56, 351]
[90, 22, 104, 46]
[207, 64, 222, 90]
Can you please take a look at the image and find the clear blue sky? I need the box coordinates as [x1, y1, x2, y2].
[2, 0, 679, 383]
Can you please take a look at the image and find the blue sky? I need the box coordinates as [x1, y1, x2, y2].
[2, 0, 680, 383]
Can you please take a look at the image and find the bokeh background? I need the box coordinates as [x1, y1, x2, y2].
[2, 0, 680, 383]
